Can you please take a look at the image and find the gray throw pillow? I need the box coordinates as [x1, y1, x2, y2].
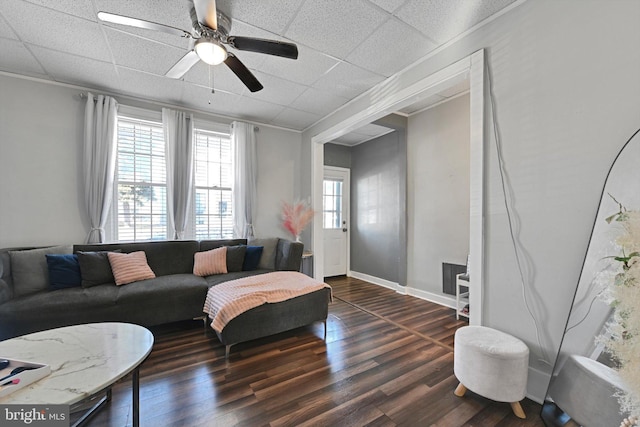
[77, 250, 121, 288]
[9, 245, 73, 297]
[226, 245, 247, 273]
[249, 238, 278, 270]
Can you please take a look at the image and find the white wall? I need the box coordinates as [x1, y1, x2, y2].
[407, 94, 470, 295]
[0, 75, 86, 247]
[254, 125, 302, 240]
[0, 74, 302, 247]
[302, 0, 640, 400]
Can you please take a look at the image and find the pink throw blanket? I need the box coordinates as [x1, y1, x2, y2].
[203, 271, 332, 333]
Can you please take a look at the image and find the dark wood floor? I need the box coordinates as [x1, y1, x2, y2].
[88, 276, 544, 426]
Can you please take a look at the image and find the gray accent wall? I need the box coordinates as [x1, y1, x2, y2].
[324, 143, 351, 168]
[350, 130, 404, 284]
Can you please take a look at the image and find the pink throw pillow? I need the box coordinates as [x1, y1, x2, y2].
[107, 251, 156, 286]
[194, 247, 227, 276]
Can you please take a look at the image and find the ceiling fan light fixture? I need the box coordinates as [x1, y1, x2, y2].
[195, 38, 227, 65]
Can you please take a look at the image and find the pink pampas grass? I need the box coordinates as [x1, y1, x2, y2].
[282, 200, 314, 241]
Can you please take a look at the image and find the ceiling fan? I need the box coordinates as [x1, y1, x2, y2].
[97, 0, 299, 92]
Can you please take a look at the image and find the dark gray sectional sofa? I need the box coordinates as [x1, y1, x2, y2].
[0, 238, 303, 341]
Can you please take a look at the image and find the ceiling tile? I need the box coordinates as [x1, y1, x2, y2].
[216, 0, 305, 34]
[1, 0, 111, 62]
[290, 87, 349, 116]
[246, 71, 308, 106]
[284, 0, 388, 58]
[357, 123, 394, 136]
[183, 60, 248, 96]
[23, 0, 96, 21]
[312, 61, 385, 100]
[271, 107, 321, 130]
[368, 0, 408, 13]
[94, 0, 193, 49]
[396, 0, 516, 44]
[233, 96, 285, 123]
[259, 44, 339, 86]
[347, 18, 436, 77]
[29, 45, 120, 91]
[0, 39, 47, 77]
[0, 13, 19, 39]
[105, 28, 187, 75]
[332, 132, 370, 146]
[117, 67, 185, 105]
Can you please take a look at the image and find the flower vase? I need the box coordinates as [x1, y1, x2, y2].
[295, 235, 301, 243]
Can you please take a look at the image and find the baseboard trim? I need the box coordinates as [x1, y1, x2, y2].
[348, 271, 399, 291]
[348, 271, 456, 308]
[525, 365, 551, 404]
[406, 287, 457, 309]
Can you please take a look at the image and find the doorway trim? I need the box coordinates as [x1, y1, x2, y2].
[311, 49, 485, 326]
[323, 165, 351, 277]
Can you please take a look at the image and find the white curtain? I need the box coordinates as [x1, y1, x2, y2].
[163, 108, 194, 240]
[83, 93, 118, 243]
[232, 121, 257, 238]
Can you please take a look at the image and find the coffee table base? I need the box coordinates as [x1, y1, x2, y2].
[70, 366, 142, 427]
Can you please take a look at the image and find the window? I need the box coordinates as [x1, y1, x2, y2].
[112, 110, 234, 242]
[193, 129, 234, 239]
[115, 117, 167, 241]
[323, 179, 343, 229]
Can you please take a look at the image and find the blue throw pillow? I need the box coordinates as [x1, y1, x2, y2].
[242, 246, 264, 271]
[46, 254, 82, 291]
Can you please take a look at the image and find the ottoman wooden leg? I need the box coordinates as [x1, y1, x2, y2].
[510, 401, 526, 419]
[454, 382, 467, 397]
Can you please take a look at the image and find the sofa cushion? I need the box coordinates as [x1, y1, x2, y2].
[75, 241, 199, 276]
[108, 251, 156, 285]
[199, 239, 247, 251]
[9, 245, 73, 297]
[249, 238, 278, 270]
[194, 247, 227, 276]
[115, 274, 208, 304]
[243, 246, 263, 271]
[46, 254, 81, 290]
[77, 250, 121, 288]
[226, 245, 246, 272]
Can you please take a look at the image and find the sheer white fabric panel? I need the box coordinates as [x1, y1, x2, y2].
[83, 92, 118, 243]
[232, 121, 257, 238]
[163, 108, 195, 239]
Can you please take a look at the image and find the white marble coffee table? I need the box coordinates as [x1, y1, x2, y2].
[0, 322, 153, 427]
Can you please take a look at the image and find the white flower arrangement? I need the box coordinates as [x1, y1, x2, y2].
[602, 197, 640, 424]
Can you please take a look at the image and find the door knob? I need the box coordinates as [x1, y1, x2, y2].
[342, 228, 348, 232]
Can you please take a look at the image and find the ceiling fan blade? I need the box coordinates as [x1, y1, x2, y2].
[97, 12, 192, 38]
[224, 53, 263, 92]
[192, 0, 218, 30]
[166, 51, 201, 79]
[228, 36, 299, 59]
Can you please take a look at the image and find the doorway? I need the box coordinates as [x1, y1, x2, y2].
[311, 50, 485, 326]
[323, 166, 350, 277]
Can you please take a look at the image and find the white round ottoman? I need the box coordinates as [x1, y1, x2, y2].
[454, 326, 530, 418]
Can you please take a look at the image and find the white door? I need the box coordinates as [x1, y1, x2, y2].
[323, 167, 350, 277]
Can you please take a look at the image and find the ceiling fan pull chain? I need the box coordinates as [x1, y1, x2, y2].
[208, 64, 215, 104]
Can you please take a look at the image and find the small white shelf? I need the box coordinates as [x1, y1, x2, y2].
[456, 273, 470, 320]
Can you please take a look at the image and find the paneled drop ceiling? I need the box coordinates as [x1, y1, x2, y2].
[0, 0, 515, 131]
